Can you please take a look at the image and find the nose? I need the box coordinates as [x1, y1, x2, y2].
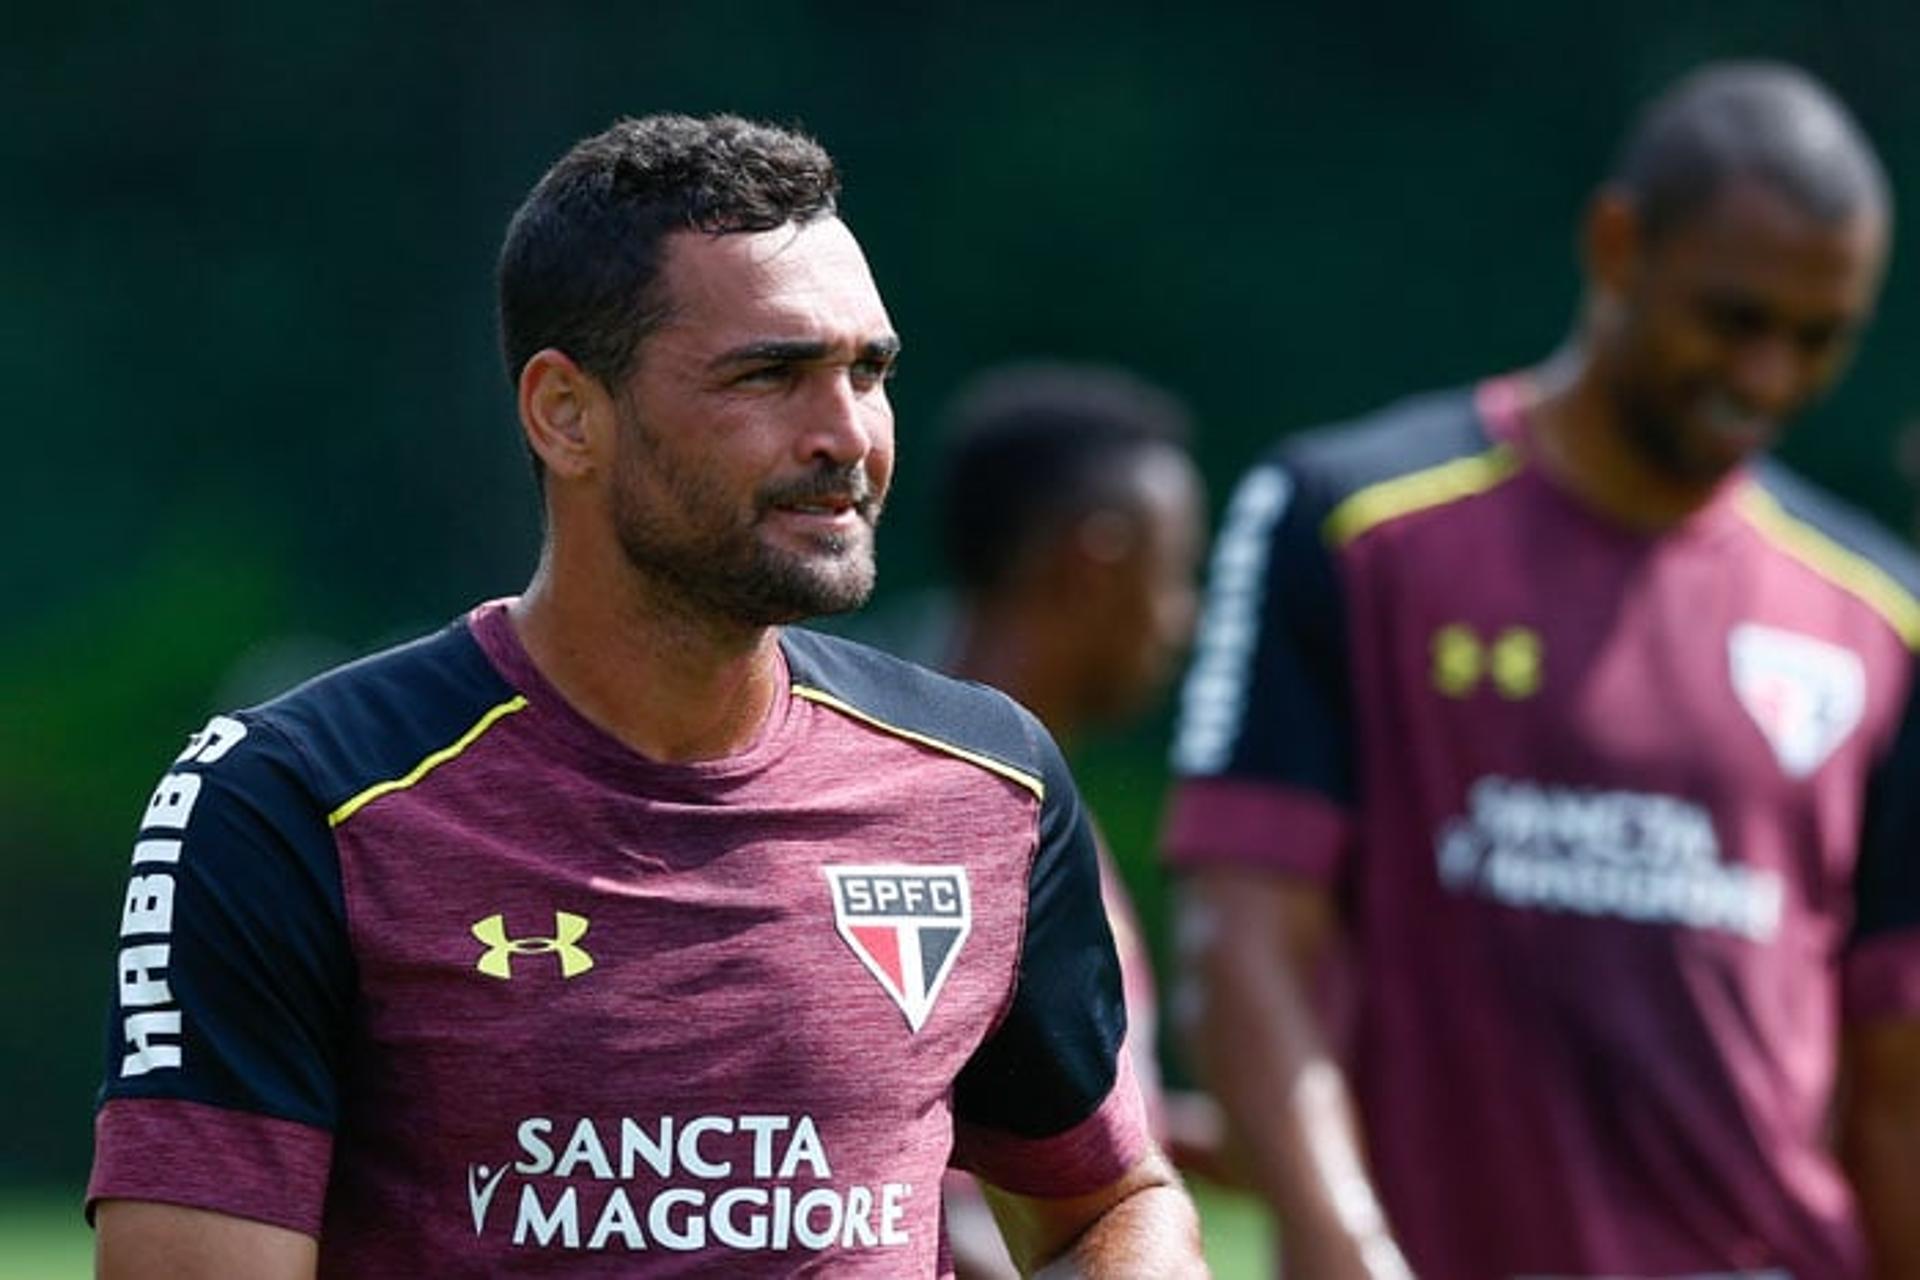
[800, 371, 882, 468]
[1726, 333, 1803, 417]
[1161, 580, 1201, 653]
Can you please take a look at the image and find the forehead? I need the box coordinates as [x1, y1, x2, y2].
[1129, 445, 1205, 526]
[1106, 444, 1206, 555]
[653, 217, 893, 350]
[1651, 179, 1888, 307]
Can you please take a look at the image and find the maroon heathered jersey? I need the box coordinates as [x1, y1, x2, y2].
[1165, 379, 1920, 1279]
[90, 601, 1147, 1276]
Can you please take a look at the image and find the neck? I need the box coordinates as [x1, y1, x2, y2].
[947, 600, 1083, 745]
[511, 530, 784, 764]
[1523, 344, 1722, 532]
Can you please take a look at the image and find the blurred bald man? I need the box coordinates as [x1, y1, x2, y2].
[1169, 62, 1920, 1278]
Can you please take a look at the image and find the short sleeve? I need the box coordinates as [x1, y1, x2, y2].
[1162, 457, 1356, 879]
[87, 713, 352, 1236]
[950, 727, 1150, 1197]
[1846, 664, 1920, 1022]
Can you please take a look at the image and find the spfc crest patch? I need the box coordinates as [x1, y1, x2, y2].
[1730, 623, 1865, 779]
[823, 865, 971, 1032]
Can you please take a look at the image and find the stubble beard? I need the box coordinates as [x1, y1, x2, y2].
[610, 421, 882, 630]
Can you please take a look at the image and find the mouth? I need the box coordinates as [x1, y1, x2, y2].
[760, 472, 877, 529]
[777, 496, 858, 519]
[1697, 393, 1776, 455]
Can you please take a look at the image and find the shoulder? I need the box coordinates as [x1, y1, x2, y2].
[780, 627, 1061, 800]
[1742, 460, 1920, 648]
[1226, 384, 1511, 551]
[1273, 384, 1495, 503]
[238, 615, 522, 817]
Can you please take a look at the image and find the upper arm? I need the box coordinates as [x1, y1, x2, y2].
[951, 730, 1148, 1198]
[1839, 1017, 1920, 1275]
[1848, 666, 1920, 1022]
[1169, 456, 1352, 803]
[1164, 457, 1357, 881]
[88, 714, 350, 1237]
[96, 1200, 316, 1280]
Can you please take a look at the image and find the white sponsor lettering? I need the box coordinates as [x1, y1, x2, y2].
[650, 1188, 704, 1250]
[139, 773, 203, 832]
[514, 1184, 579, 1248]
[121, 1010, 183, 1075]
[1436, 777, 1783, 940]
[587, 1188, 642, 1250]
[1173, 465, 1292, 774]
[516, 1114, 833, 1182]
[115, 716, 249, 1078]
[557, 1118, 616, 1180]
[131, 839, 182, 866]
[118, 944, 173, 1007]
[475, 1113, 911, 1255]
[121, 875, 176, 936]
[175, 714, 247, 765]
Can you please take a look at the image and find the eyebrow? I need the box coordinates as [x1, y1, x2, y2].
[710, 335, 902, 369]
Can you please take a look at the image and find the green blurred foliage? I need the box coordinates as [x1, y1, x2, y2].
[9, 0, 1920, 1190]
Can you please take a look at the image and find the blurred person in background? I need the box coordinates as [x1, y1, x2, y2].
[929, 363, 1232, 1277]
[1167, 62, 1920, 1278]
[86, 113, 1205, 1278]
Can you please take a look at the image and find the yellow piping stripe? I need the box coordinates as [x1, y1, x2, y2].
[1736, 487, 1920, 650]
[328, 696, 530, 827]
[1323, 445, 1522, 547]
[790, 684, 1046, 800]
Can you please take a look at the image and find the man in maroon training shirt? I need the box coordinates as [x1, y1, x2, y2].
[1167, 63, 1920, 1278]
[88, 115, 1206, 1277]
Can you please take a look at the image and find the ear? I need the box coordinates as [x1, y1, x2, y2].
[1582, 185, 1644, 302]
[1042, 511, 1136, 607]
[517, 348, 612, 482]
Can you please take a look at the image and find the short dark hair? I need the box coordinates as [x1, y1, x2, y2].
[1611, 61, 1889, 240]
[497, 113, 840, 394]
[937, 362, 1194, 594]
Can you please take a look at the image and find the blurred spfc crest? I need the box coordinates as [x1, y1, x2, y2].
[823, 865, 971, 1032]
[1730, 623, 1865, 778]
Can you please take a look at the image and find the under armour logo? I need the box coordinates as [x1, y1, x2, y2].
[1431, 623, 1543, 700]
[472, 911, 594, 980]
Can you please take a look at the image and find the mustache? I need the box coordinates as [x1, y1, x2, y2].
[758, 466, 881, 519]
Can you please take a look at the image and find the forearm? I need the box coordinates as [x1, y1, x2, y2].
[1031, 1182, 1207, 1279]
[1843, 1088, 1920, 1278]
[95, 1200, 316, 1280]
[1849, 1124, 1920, 1278]
[1177, 877, 1408, 1278]
[986, 1150, 1207, 1279]
[1192, 968, 1393, 1267]
[1839, 1018, 1920, 1279]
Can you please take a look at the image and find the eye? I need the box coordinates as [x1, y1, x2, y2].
[1700, 297, 1771, 342]
[850, 354, 898, 391]
[732, 363, 797, 389]
[1795, 321, 1847, 359]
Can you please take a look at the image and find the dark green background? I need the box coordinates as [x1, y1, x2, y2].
[9, 2, 1920, 1190]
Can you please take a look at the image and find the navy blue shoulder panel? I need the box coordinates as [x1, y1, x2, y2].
[780, 626, 1048, 785]
[1751, 459, 1920, 601]
[96, 614, 511, 1130]
[252, 617, 519, 813]
[1276, 383, 1493, 520]
[1171, 385, 1488, 799]
[781, 628, 1129, 1142]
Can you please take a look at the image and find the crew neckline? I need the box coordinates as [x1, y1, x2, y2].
[466, 597, 799, 782]
[1474, 373, 1753, 544]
